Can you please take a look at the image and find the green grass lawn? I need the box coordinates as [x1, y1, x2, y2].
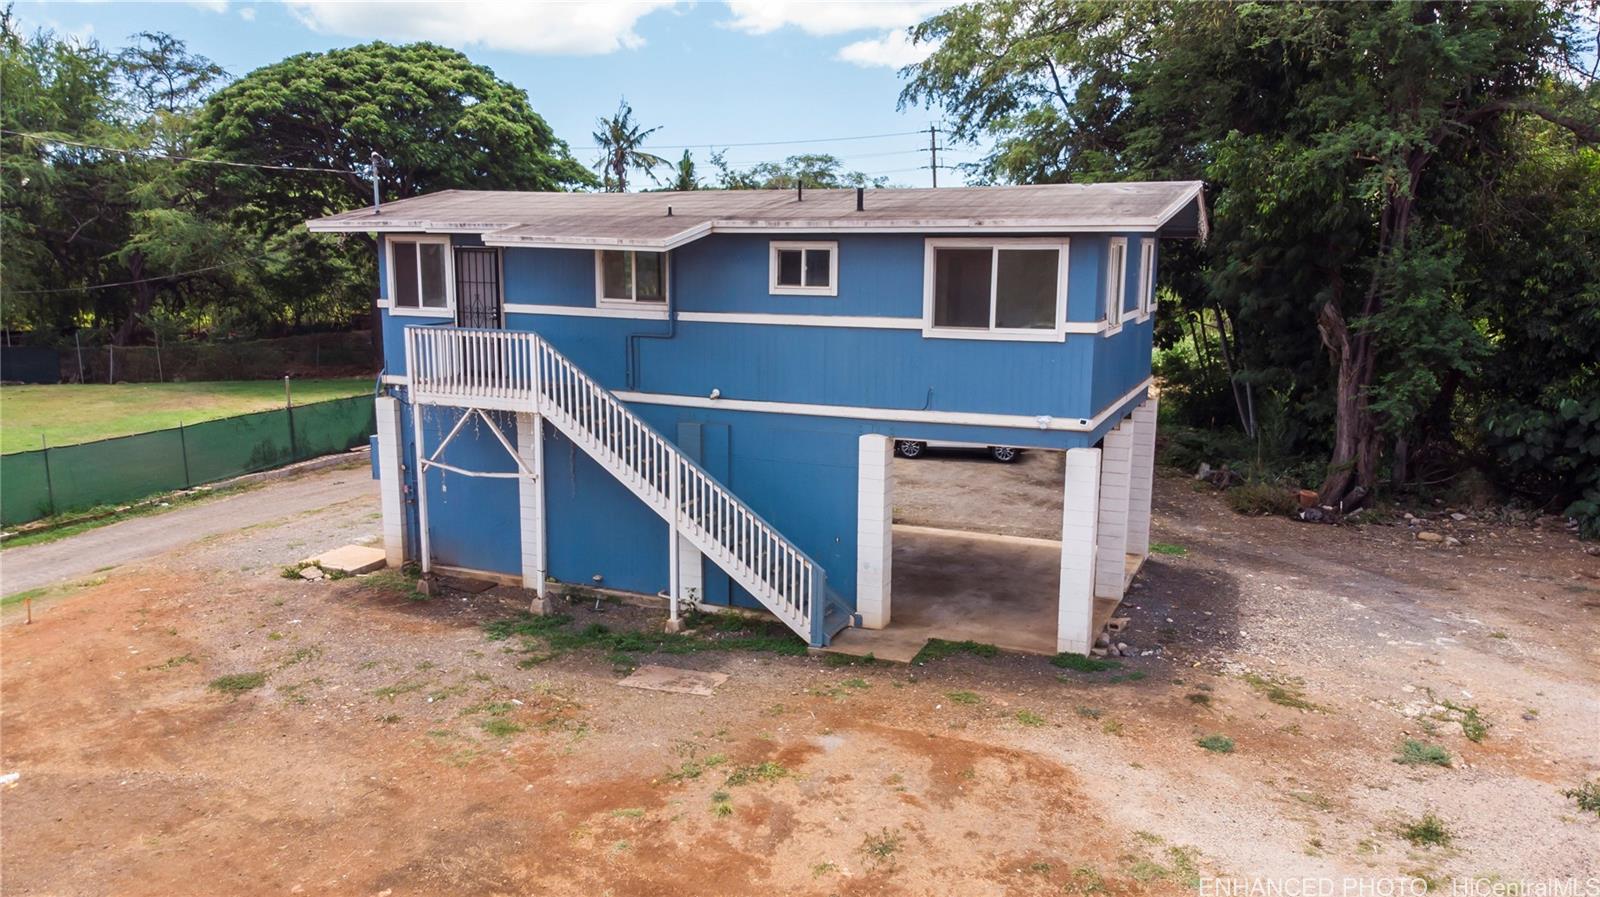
[0, 379, 372, 453]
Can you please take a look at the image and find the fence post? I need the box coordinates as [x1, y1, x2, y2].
[285, 376, 297, 460]
[107, 345, 114, 384]
[74, 331, 85, 384]
[179, 421, 191, 486]
[40, 435, 56, 518]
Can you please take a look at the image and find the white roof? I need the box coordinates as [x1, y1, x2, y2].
[306, 181, 1208, 248]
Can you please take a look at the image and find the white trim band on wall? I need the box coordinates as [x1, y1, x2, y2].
[613, 377, 1153, 434]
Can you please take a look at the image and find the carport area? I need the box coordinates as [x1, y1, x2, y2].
[833, 398, 1157, 662]
[832, 445, 1071, 662]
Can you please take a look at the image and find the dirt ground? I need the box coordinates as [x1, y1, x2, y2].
[3, 458, 1597, 896]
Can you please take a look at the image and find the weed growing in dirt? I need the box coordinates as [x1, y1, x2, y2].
[1051, 653, 1120, 673]
[1186, 693, 1212, 706]
[840, 677, 870, 690]
[1015, 710, 1046, 727]
[482, 613, 807, 664]
[1399, 813, 1452, 847]
[811, 862, 838, 877]
[1562, 780, 1600, 817]
[823, 652, 878, 667]
[911, 639, 1000, 664]
[610, 807, 645, 819]
[1066, 866, 1108, 895]
[150, 654, 196, 670]
[1196, 734, 1235, 754]
[1395, 740, 1452, 767]
[480, 718, 525, 738]
[666, 753, 728, 782]
[362, 569, 427, 601]
[1102, 719, 1124, 736]
[1123, 840, 1202, 888]
[1076, 706, 1103, 719]
[372, 680, 425, 701]
[209, 672, 266, 694]
[1150, 542, 1188, 556]
[1431, 695, 1489, 742]
[946, 690, 981, 705]
[861, 828, 902, 865]
[377, 714, 401, 725]
[724, 761, 789, 787]
[1240, 672, 1321, 711]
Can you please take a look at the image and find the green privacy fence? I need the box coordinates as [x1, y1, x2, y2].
[1, 395, 376, 526]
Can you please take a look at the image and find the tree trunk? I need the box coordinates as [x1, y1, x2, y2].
[1315, 300, 1381, 507]
[114, 251, 159, 347]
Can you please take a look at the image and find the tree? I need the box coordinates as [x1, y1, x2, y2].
[709, 151, 889, 189]
[904, 1, 1600, 510]
[116, 31, 225, 118]
[666, 149, 700, 191]
[592, 97, 666, 192]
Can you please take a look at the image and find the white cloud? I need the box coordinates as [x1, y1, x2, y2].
[284, 0, 679, 55]
[721, 0, 953, 36]
[238, 6, 256, 21]
[837, 29, 936, 69]
[187, 0, 230, 12]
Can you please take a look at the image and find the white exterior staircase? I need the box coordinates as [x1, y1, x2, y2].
[404, 324, 855, 646]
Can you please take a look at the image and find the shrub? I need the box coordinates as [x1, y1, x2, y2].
[1395, 739, 1452, 767]
[1399, 813, 1452, 847]
[1196, 734, 1235, 753]
[1562, 779, 1600, 817]
[1226, 483, 1299, 516]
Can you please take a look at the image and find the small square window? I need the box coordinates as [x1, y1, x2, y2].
[386, 236, 452, 316]
[597, 250, 668, 304]
[770, 242, 836, 296]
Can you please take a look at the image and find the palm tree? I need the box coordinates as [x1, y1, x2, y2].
[667, 149, 699, 191]
[592, 98, 667, 193]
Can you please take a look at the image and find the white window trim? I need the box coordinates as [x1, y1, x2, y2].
[1136, 238, 1156, 322]
[594, 249, 670, 308]
[385, 235, 455, 318]
[920, 237, 1071, 342]
[768, 241, 839, 297]
[1104, 237, 1128, 335]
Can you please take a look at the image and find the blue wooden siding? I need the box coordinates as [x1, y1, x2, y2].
[379, 225, 1160, 607]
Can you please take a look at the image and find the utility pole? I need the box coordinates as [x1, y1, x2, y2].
[928, 124, 939, 188]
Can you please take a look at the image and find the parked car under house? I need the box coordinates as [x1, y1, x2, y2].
[307, 182, 1207, 654]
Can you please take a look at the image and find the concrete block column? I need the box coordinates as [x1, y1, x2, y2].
[855, 434, 894, 629]
[1058, 447, 1102, 655]
[374, 396, 408, 567]
[1095, 415, 1136, 599]
[1126, 396, 1159, 560]
[515, 413, 547, 595]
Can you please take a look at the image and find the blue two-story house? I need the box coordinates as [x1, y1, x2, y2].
[307, 182, 1207, 655]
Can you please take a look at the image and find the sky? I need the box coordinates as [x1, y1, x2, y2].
[14, 0, 990, 188]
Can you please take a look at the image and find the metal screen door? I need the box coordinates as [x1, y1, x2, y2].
[455, 248, 502, 329]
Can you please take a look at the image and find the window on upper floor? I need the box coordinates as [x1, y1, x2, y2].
[1137, 238, 1156, 319]
[1105, 237, 1128, 332]
[387, 236, 453, 316]
[769, 241, 837, 296]
[923, 239, 1067, 340]
[597, 250, 667, 304]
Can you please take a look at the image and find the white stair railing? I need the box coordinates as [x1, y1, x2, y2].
[405, 325, 824, 641]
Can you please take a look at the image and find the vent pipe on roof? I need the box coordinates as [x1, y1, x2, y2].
[797, 182, 802, 202]
[856, 187, 864, 211]
[369, 151, 383, 215]
[666, 205, 672, 217]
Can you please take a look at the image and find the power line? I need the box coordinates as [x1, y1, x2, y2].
[2, 129, 352, 175]
[578, 128, 928, 152]
[4, 254, 272, 295]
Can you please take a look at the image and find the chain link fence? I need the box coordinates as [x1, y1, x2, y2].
[54, 331, 376, 383]
[1, 395, 376, 526]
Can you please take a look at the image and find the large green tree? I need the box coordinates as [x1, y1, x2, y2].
[904, 1, 1599, 513]
[189, 41, 595, 336]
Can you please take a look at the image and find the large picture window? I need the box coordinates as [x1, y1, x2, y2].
[596, 250, 667, 304]
[386, 236, 453, 316]
[923, 239, 1068, 340]
[769, 241, 837, 296]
